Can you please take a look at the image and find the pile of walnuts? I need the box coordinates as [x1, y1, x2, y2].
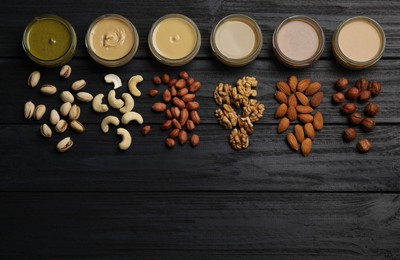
[214, 76, 265, 150]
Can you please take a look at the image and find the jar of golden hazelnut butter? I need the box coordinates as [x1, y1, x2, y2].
[332, 16, 385, 70]
[210, 14, 263, 67]
[86, 14, 139, 67]
[22, 14, 77, 67]
[148, 14, 201, 67]
[273, 16, 325, 69]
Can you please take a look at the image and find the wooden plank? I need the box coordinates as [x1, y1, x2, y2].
[1, 192, 399, 259]
[1, 0, 399, 58]
[1, 124, 399, 191]
[1, 58, 399, 125]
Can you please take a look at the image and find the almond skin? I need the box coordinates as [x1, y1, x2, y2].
[297, 78, 311, 92]
[301, 138, 312, 157]
[313, 111, 324, 131]
[305, 82, 321, 96]
[278, 117, 290, 133]
[304, 123, 315, 139]
[286, 132, 299, 151]
[298, 113, 313, 124]
[275, 103, 288, 118]
[287, 106, 297, 121]
[296, 92, 309, 106]
[288, 94, 298, 107]
[296, 105, 313, 114]
[276, 81, 291, 95]
[294, 124, 305, 143]
[310, 92, 324, 108]
[288, 75, 298, 93]
[274, 91, 287, 104]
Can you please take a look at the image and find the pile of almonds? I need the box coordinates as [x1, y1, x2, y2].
[150, 71, 201, 148]
[274, 76, 324, 156]
[332, 77, 381, 153]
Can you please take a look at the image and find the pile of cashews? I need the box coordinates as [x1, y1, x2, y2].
[94, 74, 144, 150]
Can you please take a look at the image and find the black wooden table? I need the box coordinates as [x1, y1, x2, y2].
[1, 1, 400, 259]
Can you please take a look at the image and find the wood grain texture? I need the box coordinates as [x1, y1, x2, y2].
[1, 192, 400, 260]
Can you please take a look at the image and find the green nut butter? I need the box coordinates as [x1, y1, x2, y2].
[23, 15, 76, 67]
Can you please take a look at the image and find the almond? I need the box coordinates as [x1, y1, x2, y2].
[288, 75, 298, 93]
[304, 123, 315, 139]
[278, 117, 290, 134]
[305, 82, 321, 96]
[298, 113, 313, 124]
[297, 78, 311, 92]
[301, 138, 312, 157]
[287, 106, 297, 121]
[313, 111, 324, 131]
[296, 92, 309, 106]
[310, 91, 324, 108]
[275, 103, 288, 118]
[288, 93, 298, 107]
[294, 124, 305, 143]
[286, 132, 299, 151]
[276, 81, 291, 96]
[296, 105, 313, 114]
[274, 91, 287, 104]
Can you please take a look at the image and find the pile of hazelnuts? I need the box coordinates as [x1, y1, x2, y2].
[332, 77, 381, 153]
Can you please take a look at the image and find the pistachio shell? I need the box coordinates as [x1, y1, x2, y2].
[59, 65, 71, 78]
[24, 101, 35, 119]
[57, 137, 73, 152]
[27, 71, 40, 88]
[60, 102, 72, 117]
[40, 123, 52, 138]
[33, 104, 46, 120]
[60, 90, 74, 103]
[70, 120, 85, 133]
[69, 104, 81, 121]
[76, 92, 93, 102]
[55, 119, 68, 133]
[49, 109, 60, 125]
[71, 79, 86, 91]
[40, 84, 57, 95]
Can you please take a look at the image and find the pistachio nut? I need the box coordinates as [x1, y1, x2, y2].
[69, 104, 81, 121]
[60, 102, 72, 117]
[40, 84, 57, 95]
[55, 119, 68, 133]
[70, 120, 85, 133]
[40, 123, 52, 138]
[76, 92, 93, 102]
[27, 71, 40, 88]
[60, 90, 74, 103]
[49, 109, 60, 125]
[33, 104, 46, 120]
[71, 79, 86, 91]
[24, 101, 35, 119]
[57, 137, 73, 153]
[59, 65, 71, 78]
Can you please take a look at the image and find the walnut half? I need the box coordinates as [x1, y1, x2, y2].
[242, 99, 265, 123]
[215, 104, 238, 129]
[229, 128, 249, 151]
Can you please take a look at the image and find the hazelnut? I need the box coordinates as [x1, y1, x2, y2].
[335, 77, 348, 90]
[369, 80, 382, 96]
[360, 117, 375, 132]
[332, 92, 345, 104]
[346, 87, 360, 100]
[349, 112, 363, 125]
[365, 102, 379, 116]
[341, 103, 357, 115]
[343, 128, 357, 142]
[355, 77, 369, 91]
[357, 138, 372, 153]
[359, 90, 371, 103]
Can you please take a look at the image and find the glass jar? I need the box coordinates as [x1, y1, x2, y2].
[273, 15, 325, 69]
[22, 14, 77, 67]
[148, 14, 201, 67]
[210, 14, 263, 67]
[332, 16, 385, 70]
[86, 14, 139, 67]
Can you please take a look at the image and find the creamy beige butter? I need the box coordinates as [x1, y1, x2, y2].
[338, 20, 381, 62]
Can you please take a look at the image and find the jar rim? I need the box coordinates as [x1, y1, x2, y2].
[210, 14, 263, 67]
[85, 14, 139, 67]
[22, 14, 77, 67]
[272, 15, 325, 68]
[148, 13, 201, 67]
[332, 16, 385, 69]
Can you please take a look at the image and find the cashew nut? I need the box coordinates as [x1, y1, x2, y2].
[117, 128, 131, 150]
[92, 94, 109, 113]
[121, 111, 143, 125]
[119, 93, 135, 113]
[108, 90, 124, 109]
[128, 75, 143, 97]
[101, 115, 120, 133]
[104, 74, 122, 90]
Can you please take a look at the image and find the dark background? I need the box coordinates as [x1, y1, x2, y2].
[1, 0, 400, 259]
